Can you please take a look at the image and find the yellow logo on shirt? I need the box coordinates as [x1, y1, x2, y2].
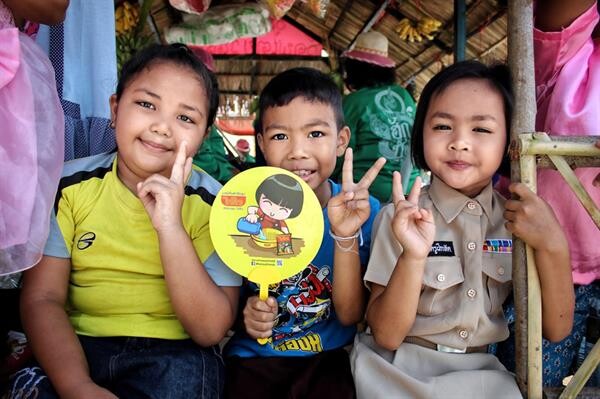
[274, 333, 323, 353]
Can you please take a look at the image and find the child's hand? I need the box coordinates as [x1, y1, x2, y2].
[504, 182, 566, 250]
[243, 296, 278, 340]
[137, 141, 193, 233]
[328, 148, 386, 237]
[390, 172, 435, 259]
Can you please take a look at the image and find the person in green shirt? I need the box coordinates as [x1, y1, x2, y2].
[333, 30, 420, 202]
[192, 125, 235, 184]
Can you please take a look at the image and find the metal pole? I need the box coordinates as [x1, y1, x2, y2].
[454, 0, 466, 62]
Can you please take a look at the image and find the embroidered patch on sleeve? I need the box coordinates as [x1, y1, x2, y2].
[428, 241, 455, 257]
[483, 239, 512, 253]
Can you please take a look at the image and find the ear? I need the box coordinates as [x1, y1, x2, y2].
[335, 126, 351, 157]
[109, 94, 118, 124]
[257, 133, 265, 154]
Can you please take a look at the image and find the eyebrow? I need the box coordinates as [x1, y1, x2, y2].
[430, 111, 497, 122]
[133, 88, 203, 116]
[265, 119, 331, 132]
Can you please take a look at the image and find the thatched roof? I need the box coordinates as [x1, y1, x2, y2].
[148, 0, 508, 102]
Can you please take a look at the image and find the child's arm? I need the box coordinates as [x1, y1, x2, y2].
[137, 142, 238, 346]
[21, 257, 117, 399]
[504, 183, 575, 342]
[3, 0, 69, 26]
[242, 296, 278, 339]
[535, 0, 595, 31]
[328, 148, 386, 326]
[365, 173, 435, 350]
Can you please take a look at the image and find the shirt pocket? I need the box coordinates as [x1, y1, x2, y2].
[482, 253, 512, 314]
[418, 257, 464, 316]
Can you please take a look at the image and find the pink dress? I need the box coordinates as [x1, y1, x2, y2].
[534, 2, 600, 285]
[0, 1, 64, 274]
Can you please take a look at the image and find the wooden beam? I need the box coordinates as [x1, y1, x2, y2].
[328, 0, 356, 40]
[508, 0, 538, 397]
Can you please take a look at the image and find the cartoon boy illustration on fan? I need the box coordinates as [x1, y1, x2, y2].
[237, 174, 304, 249]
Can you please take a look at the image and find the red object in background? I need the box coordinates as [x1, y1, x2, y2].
[215, 117, 255, 136]
[198, 18, 322, 56]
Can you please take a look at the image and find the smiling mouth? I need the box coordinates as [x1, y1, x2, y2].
[292, 169, 315, 179]
[447, 161, 471, 170]
[140, 139, 170, 152]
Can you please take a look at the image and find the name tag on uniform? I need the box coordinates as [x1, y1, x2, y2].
[483, 239, 512, 253]
[428, 241, 455, 257]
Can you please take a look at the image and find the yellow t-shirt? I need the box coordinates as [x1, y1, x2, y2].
[45, 152, 241, 339]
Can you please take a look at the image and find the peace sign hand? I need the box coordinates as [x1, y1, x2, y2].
[137, 141, 193, 233]
[390, 172, 435, 260]
[328, 148, 386, 238]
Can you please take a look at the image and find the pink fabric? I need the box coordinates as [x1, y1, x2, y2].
[0, 6, 64, 274]
[534, 2, 600, 284]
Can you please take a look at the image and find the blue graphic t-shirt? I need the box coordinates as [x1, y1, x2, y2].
[224, 181, 380, 357]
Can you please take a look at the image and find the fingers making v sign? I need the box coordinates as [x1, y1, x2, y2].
[390, 172, 435, 259]
[328, 148, 386, 238]
[137, 141, 193, 232]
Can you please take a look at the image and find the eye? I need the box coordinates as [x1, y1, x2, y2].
[178, 115, 195, 124]
[271, 133, 287, 141]
[432, 124, 451, 131]
[473, 127, 492, 134]
[136, 101, 155, 110]
[308, 131, 324, 138]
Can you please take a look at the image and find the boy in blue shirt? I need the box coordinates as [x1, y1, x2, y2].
[224, 67, 385, 398]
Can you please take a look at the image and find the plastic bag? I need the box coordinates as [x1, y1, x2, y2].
[0, 27, 64, 275]
[169, 0, 211, 16]
[260, 0, 296, 19]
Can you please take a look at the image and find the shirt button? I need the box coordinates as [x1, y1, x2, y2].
[467, 242, 477, 251]
[437, 273, 446, 282]
[467, 289, 477, 298]
[467, 201, 477, 210]
[459, 329, 469, 339]
[497, 266, 505, 276]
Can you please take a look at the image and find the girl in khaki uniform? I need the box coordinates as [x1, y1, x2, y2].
[351, 61, 575, 399]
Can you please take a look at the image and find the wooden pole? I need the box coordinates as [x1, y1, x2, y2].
[508, 0, 538, 397]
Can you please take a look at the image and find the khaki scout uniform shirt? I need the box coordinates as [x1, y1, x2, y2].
[365, 177, 512, 350]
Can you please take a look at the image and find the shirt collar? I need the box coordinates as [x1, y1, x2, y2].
[429, 177, 494, 223]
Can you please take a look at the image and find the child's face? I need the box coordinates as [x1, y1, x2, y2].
[259, 194, 292, 221]
[257, 97, 349, 201]
[110, 62, 209, 189]
[423, 78, 507, 197]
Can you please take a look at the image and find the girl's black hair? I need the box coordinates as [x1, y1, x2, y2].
[411, 60, 513, 177]
[342, 58, 396, 90]
[116, 43, 219, 128]
[254, 67, 345, 166]
[256, 174, 304, 218]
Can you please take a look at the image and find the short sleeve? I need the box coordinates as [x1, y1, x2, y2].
[202, 251, 243, 287]
[363, 204, 403, 287]
[358, 195, 381, 267]
[43, 196, 73, 258]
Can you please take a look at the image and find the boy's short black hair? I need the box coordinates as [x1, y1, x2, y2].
[342, 58, 396, 90]
[116, 43, 219, 128]
[253, 67, 345, 165]
[411, 60, 513, 177]
[256, 174, 304, 218]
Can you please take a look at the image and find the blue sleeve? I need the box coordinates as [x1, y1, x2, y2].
[43, 213, 70, 258]
[203, 251, 243, 287]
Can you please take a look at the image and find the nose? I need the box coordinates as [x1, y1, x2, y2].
[448, 130, 470, 152]
[287, 136, 309, 160]
[150, 119, 171, 137]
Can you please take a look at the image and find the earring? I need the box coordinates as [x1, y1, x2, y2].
[110, 121, 115, 129]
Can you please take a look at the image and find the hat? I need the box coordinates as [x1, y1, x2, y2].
[342, 30, 395, 68]
[236, 139, 250, 153]
[189, 45, 215, 72]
